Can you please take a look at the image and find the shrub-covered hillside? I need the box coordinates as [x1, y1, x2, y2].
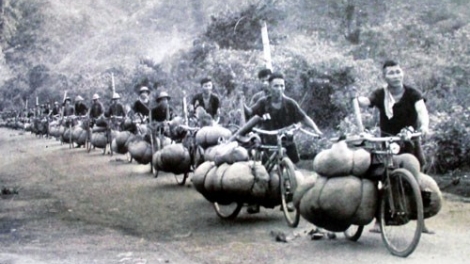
[1, 0, 469, 173]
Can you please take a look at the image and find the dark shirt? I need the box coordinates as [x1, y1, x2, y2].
[249, 91, 266, 107]
[50, 106, 60, 116]
[75, 102, 88, 116]
[106, 103, 126, 117]
[89, 101, 104, 119]
[251, 95, 306, 131]
[151, 103, 174, 122]
[369, 85, 423, 136]
[191, 93, 220, 118]
[133, 100, 149, 117]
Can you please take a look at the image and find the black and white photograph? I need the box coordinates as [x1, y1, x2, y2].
[0, 0, 469, 263]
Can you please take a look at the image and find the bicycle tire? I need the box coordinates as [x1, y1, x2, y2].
[380, 168, 423, 257]
[344, 225, 364, 241]
[213, 202, 243, 220]
[280, 157, 300, 227]
[108, 130, 113, 156]
[174, 172, 188, 186]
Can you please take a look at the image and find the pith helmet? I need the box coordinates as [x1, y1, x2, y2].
[75, 95, 84, 101]
[92, 93, 100, 100]
[139, 86, 150, 94]
[157, 91, 170, 100]
[112, 93, 121, 99]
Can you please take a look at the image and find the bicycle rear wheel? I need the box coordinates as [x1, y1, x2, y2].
[280, 158, 300, 228]
[380, 168, 423, 257]
[344, 225, 364, 241]
[213, 202, 243, 220]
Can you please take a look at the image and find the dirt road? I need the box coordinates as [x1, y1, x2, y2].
[0, 128, 469, 264]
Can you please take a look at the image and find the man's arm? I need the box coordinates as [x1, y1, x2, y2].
[349, 86, 371, 107]
[356, 96, 371, 107]
[301, 115, 323, 135]
[415, 99, 429, 136]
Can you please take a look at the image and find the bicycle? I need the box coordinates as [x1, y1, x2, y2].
[87, 116, 123, 155]
[213, 123, 319, 228]
[152, 123, 204, 186]
[341, 128, 424, 257]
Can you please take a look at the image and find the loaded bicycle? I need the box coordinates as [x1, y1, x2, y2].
[342, 127, 424, 257]
[213, 120, 319, 228]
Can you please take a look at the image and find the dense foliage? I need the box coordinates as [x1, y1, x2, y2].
[0, 0, 469, 173]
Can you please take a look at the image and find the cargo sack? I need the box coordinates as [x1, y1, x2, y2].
[204, 141, 249, 166]
[92, 126, 107, 133]
[128, 137, 153, 164]
[91, 132, 108, 148]
[75, 129, 88, 146]
[192, 161, 270, 204]
[153, 143, 191, 174]
[112, 131, 133, 154]
[195, 126, 232, 149]
[298, 175, 378, 232]
[313, 141, 371, 177]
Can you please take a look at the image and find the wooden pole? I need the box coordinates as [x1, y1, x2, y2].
[261, 20, 273, 71]
[239, 94, 246, 126]
[352, 97, 364, 132]
[182, 91, 189, 126]
[111, 73, 116, 95]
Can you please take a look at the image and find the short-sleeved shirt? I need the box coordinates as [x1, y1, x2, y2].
[191, 93, 219, 118]
[89, 101, 104, 119]
[75, 102, 88, 116]
[369, 85, 424, 136]
[251, 95, 306, 144]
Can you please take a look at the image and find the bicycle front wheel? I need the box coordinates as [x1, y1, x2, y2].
[380, 168, 423, 257]
[280, 158, 300, 228]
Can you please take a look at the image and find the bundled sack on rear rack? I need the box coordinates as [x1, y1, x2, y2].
[153, 143, 191, 175]
[295, 175, 378, 232]
[192, 161, 273, 205]
[112, 131, 134, 154]
[91, 132, 108, 149]
[127, 136, 153, 164]
[192, 161, 304, 208]
[313, 140, 371, 177]
[195, 126, 232, 149]
[204, 141, 249, 166]
[62, 128, 73, 143]
[72, 126, 88, 146]
[392, 153, 442, 219]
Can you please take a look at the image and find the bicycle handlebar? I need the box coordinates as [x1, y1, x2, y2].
[333, 130, 422, 144]
[252, 124, 320, 138]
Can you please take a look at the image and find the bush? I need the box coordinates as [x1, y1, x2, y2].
[426, 106, 470, 173]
